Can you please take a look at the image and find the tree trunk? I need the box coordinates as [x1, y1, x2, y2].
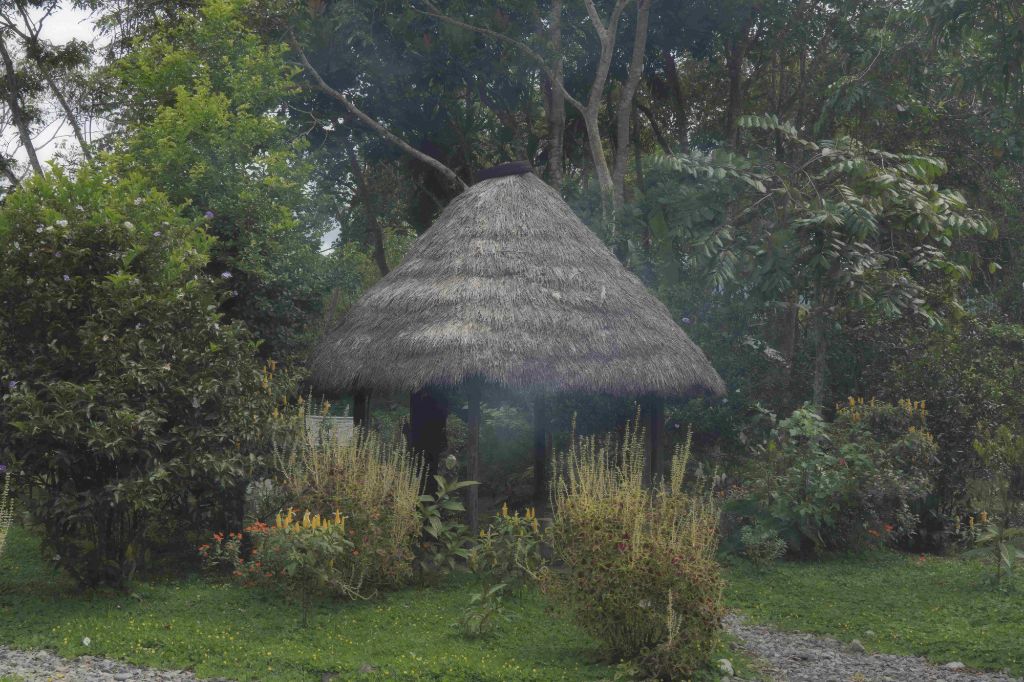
[465, 381, 481, 533]
[811, 310, 828, 409]
[583, 109, 615, 218]
[632, 110, 646, 196]
[637, 102, 671, 154]
[724, 43, 743, 148]
[409, 387, 448, 494]
[610, 0, 651, 215]
[779, 295, 799, 401]
[546, 0, 565, 189]
[532, 394, 548, 510]
[43, 71, 90, 159]
[0, 37, 41, 175]
[346, 141, 389, 277]
[662, 48, 688, 152]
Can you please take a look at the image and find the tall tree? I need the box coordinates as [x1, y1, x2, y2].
[107, 0, 328, 360]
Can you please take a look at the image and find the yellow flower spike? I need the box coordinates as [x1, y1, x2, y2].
[531, 518, 539, 533]
[848, 396, 855, 407]
[980, 511, 988, 525]
[275, 512, 283, 529]
[969, 516, 975, 529]
[501, 502, 508, 518]
[302, 511, 311, 528]
[334, 510, 342, 525]
[312, 514, 321, 529]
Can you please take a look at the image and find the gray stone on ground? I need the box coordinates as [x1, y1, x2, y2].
[0, 645, 233, 682]
[725, 614, 1023, 682]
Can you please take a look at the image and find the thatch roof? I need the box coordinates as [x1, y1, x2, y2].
[312, 168, 725, 399]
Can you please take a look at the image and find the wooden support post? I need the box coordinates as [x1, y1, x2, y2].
[466, 381, 482, 533]
[532, 394, 548, 511]
[353, 389, 370, 429]
[409, 386, 448, 494]
[643, 395, 665, 487]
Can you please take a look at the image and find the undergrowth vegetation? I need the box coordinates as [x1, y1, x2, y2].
[544, 418, 723, 679]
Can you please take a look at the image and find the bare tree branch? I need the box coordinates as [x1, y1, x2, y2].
[0, 33, 42, 175]
[288, 29, 467, 191]
[8, 4, 91, 158]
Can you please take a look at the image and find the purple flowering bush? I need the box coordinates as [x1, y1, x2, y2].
[0, 166, 280, 587]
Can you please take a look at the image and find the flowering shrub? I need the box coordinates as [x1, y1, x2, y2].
[200, 509, 359, 625]
[470, 503, 547, 590]
[738, 399, 937, 553]
[274, 408, 421, 591]
[543, 419, 723, 679]
[0, 166, 278, 587]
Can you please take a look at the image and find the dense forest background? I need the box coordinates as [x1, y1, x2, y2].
[1, 0, 1022, 551]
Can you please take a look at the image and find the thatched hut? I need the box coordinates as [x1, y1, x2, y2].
[312, 162, 724, 527]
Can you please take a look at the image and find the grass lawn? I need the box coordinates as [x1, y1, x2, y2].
[0, 527, 617, 681]
[724, 550, 1024, 676]
[11, 524, 1018, 681]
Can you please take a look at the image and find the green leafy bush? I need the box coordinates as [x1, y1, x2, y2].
[871, 318, 1024, 549]
[739, 399, 936, 553]
[414, 471, 477, 580]
[0, 166, 276, 587]
[460, 583, 510, 639]
[470, 503, 547, 590]
[739, 521, 787, 569]
[274, 408, 422, 591]
[969, 426, 1024, 584]
[200, 511, 358, 626]
[543, 419, 723, 679]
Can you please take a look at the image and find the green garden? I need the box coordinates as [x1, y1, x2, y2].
[1, 0, 1023, 680]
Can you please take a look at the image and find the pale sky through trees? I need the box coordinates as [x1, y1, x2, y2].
[9, 3, 96, 165]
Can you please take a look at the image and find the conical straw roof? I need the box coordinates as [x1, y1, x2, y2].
[312, 170, 725, 399]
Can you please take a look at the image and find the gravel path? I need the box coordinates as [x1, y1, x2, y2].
[0, 646, 230, 682]
[725, 614, 1024, 682]
[3, 621, 1022, 681]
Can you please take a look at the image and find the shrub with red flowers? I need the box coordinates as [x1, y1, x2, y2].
[200, 509, 360, 626]
[542, 419, 723, 680]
